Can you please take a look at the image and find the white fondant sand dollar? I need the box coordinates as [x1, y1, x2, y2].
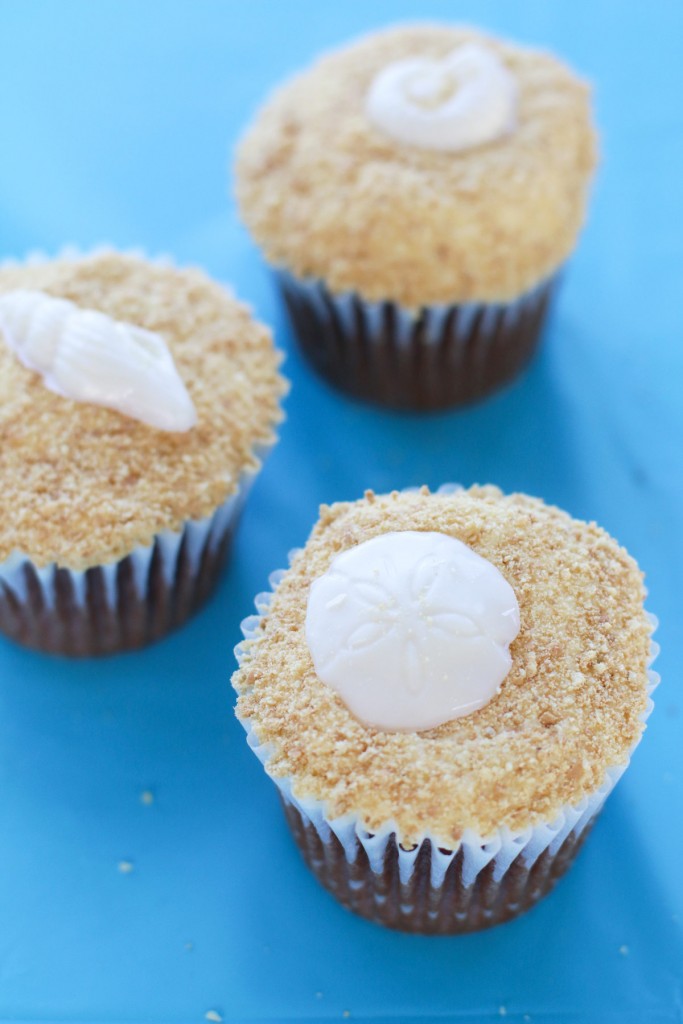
[305, 530, 520, 731]
[0, 289, 197, 432]
[366, 43, 518, 152]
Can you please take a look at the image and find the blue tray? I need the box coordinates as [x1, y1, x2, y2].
[1, 1, 681, 1021]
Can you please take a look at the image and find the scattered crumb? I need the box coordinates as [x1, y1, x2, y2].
[140, 790, 154, 806]
[499, 1008, 507, 1018]
[205, 1012, 223, 1023]
[342, 1013, 350, 1020]
[185, 942, 194, 952]
[619, 945, 629, 956]
[118, 860, 134, 874]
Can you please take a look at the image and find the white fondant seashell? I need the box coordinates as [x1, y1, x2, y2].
[366, 43, 518, 152]
[0, 289, 197, 432]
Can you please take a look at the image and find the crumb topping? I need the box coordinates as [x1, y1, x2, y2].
[0, 252, 287, 569]
[233, 486, 652, 844]
[235, 24, 597, 308]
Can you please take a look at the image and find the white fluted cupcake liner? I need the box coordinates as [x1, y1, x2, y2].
[275, 267, 557, 411]
[232, 483, 659, 932]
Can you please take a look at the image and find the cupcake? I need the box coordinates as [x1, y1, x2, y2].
[232, 485, 657, 934]
[0, 249, 287, 656]
[235, 24, 597, 411]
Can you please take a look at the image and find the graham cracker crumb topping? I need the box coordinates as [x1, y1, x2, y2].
[236, 24, 597, 307]
[233, 486, 652, 844]
[0, 252, 287, 569]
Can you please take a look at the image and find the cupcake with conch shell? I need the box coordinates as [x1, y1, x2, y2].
[232, 485, 658, 934]
[235, 24, 597, 410]
[0, 249, 287, 656]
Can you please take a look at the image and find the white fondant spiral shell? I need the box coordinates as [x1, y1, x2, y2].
[366, 43, 518, 152]
[0, 289, 197, 432]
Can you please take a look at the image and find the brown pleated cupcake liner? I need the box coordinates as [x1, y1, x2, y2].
[241, 725, 628, 936]
[276, 269, 558, 411]
[280, 794, 597, 934]
[0, 477, 254, 657]
[234, 540, 659, 935]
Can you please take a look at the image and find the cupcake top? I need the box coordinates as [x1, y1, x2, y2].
[0, 251, 287, 570]
[236, 24, 597, 308]
[233, 486, 652, 846]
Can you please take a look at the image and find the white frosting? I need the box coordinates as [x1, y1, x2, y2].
[305, 531, 520, 732]
[0, 289, 197, 432]
[366, 43, 518, 152]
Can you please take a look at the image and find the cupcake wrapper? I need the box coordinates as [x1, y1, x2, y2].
[0, 244, 282, 656]
[0, 462, 262, 657]
[233, 499, 660, 934]
[275, 269, 557, 411]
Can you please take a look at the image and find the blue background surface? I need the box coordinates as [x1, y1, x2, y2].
[1, 1, 682, 1021]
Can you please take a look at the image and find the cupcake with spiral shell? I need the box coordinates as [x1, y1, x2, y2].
[232, 485, 657, 934]
[235, 24, 597, 410]
[0, 249, 287, 656]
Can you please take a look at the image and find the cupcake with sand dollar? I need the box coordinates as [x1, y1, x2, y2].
[235, 24, 597, 410]
[0, 250, 287, 656]
[233, 485, 657, 934]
